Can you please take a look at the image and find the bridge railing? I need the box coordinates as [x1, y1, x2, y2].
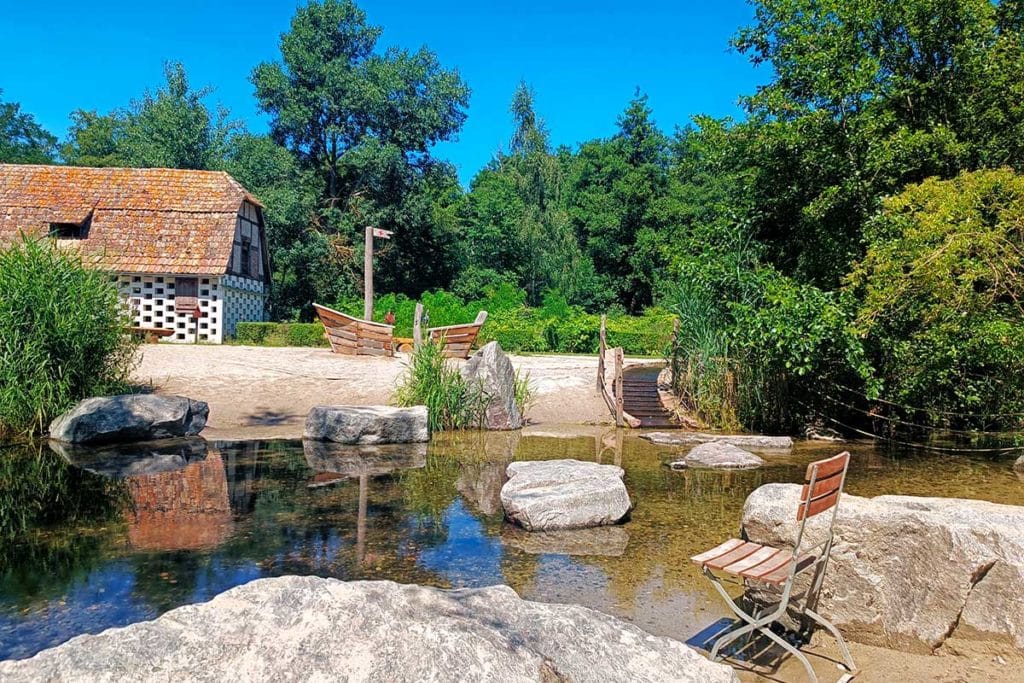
[597, 315, 640, 428]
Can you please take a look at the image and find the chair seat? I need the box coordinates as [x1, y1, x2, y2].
[691, 538, 800, 585]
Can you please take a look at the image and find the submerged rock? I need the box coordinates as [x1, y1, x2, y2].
[501, 459, 631, 531]
[683, 442, 765, 469]
[641, 431, 793, 449]
[48, 394, 208, 445]
[0, 576, 738, 683]
[503, 525, 630, 556]
[461, 341, 523, 430]
[303, 405, 429, 444]
[742, 484, 1024, 655]
[50, 437, 209, 478]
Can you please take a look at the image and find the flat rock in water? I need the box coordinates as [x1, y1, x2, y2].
[503, 525, 630, 556]
[642, 431, 793, 449]
[501, 459, 631, 531]
[303, 405, 429, 444]
[742, 484, 1024, 655]
[0, 576, 738, 683]
[684, 442, 765, 469]
[48, 394, 208, 445]
[49, 437, 209, 478]
[461, 341, 523, 430]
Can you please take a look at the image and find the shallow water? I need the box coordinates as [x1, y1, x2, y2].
[1, 430, 1022, 660]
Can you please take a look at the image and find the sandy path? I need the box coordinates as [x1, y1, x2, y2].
[134, 345, 613, 440]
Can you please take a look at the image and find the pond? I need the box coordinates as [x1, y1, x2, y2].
[2, 430, 1022, 661]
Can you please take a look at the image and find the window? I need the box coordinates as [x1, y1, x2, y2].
[240, 237, 252, 277]
[49, 222, 85, 239]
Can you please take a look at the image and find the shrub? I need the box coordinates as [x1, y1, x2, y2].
[393, 341, 486, 431]
[848, 169, 1024, 429]
[0, 238, 139, 440]
[234, 322, 328, 347]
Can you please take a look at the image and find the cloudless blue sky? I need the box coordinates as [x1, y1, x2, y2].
[1, 1, 765, 184]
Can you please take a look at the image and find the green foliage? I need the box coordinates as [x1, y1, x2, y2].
[0, 238, 139, 439]
[393, 341, 485, 431]
[849, 168, 1024, 428]
[233, 322, 328, 347]
[0, 90, 57, 164]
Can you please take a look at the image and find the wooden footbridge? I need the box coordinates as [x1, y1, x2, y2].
[597, 316, 679, 428]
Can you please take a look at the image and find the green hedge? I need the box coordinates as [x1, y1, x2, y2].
[234, 322, 328, 347]
[235, 289, 674, 356]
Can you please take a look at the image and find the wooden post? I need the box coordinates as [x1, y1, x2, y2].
[597, 314, 607, 391]
[363, 224, 374, 321]
[413, 302, 424, 348]
[614, 347, 624, 427]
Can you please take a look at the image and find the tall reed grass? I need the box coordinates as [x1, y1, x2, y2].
[0, 238, 139, 440]
[393, 341, 487, 431]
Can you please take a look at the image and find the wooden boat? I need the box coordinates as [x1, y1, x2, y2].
[428, 310, 488, 359]
[313, 304, 394, 357]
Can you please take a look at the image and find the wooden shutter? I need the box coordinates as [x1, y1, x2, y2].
[175, 277, 198, 312]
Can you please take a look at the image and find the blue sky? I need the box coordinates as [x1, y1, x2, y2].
[1, 1, 764, 183]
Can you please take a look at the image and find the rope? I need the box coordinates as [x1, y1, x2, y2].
[833, 383, 1024, 420]
[794, 399, 1024, 454]
[810, 389, 1024, 438]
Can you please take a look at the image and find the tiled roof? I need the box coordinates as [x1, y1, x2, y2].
[0, 164, 262, 275]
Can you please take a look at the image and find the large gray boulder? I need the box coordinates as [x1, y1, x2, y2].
[48, 394, 208, 445]
[304, 405, 429, 444]
[501, 459, 631, 531]
[741, 484, 1024, 655]
[679, 442, 765, 469]
[461, 341, 523, 430]
[642, 431, 792, 449]
[0, 576, 738, 683]
[1013, 454, 1024, 473]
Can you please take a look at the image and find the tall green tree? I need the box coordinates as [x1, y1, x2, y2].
[251, 0, 470, 310]
[568, 91, 669, 312]
[0, 91, 57, 164]
[731, 0, 1024, 285]
[61, 110, 125, 167]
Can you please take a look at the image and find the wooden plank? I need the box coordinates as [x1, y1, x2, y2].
[798, 489, 842, 521]
[328, 328, 358, 341]
[357, 338, 386, 350]
[807, 451, 850, 482]
[691, 538, 745, 564]
[356, 346, 392, 357]
[413, 303, 423, 347]
[327, 333, 358, 345]
[723, 546, 784, 574]
[800, 470, 844, 502]
[741, 550, 793, 582]
[614, 348, 624, 427]
[704, 542, 763, 570]
[432, 331, 477, 342]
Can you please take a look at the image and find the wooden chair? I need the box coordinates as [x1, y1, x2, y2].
[691, 451, 856, 682]
[313, 303, 394, 357]
[427, 310, 488, 359]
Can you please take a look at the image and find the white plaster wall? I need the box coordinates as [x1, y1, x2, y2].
[221, 273, 268, 339]
[116, 274, 224, 343]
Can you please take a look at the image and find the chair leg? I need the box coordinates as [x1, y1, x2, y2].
[701, 568, 820, 682]
[805, 607, 857, 673]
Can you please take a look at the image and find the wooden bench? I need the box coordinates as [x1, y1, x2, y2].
[428, 310, 488, 359]
[313, 303, 394, 357]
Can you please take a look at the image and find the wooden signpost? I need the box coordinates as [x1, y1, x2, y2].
[363, 225, 393, 320]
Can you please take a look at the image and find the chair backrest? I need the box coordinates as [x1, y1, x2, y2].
[797, 451, 850, 522]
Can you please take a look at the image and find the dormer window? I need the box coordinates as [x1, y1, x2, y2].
[49, 212, 91, 240]
[49, 222, 85, 239]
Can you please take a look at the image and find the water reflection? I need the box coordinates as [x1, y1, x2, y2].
[0, 432, 1021, 662]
